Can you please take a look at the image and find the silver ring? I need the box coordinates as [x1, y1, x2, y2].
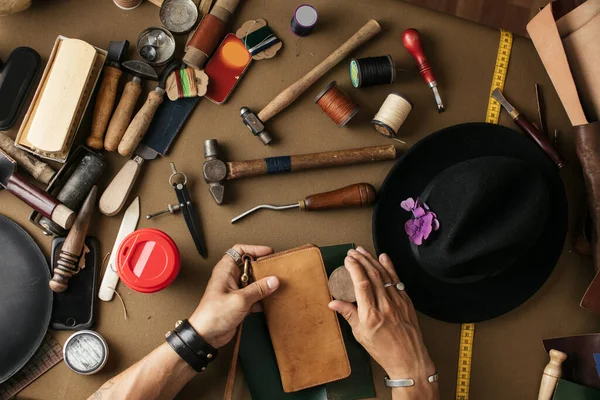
[384, 282, 406, 291]
[224, 248, 243, 267]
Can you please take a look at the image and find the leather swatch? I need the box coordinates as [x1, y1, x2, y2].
[251, 244, 351, 392]
[544, 333, 600, 390]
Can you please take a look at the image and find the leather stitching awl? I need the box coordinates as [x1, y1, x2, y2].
[202, 139, 396, 205]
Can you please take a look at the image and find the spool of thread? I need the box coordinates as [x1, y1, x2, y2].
[113, 0, 142, 10]
[184, 0, 240, 69]
[350, 55, 395, 88]
[314, 81, 360, 127]
[291, 5, 318, 37]
[242, 25, 280, 56]
[371, 93, 412, 138]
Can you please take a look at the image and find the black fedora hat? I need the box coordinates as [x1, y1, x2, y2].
[372, 123, 568, 323]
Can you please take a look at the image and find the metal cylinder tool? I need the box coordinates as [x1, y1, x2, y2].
[231, 183, 376, 223]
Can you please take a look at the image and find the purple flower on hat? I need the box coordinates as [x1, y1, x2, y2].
[402, 197, 440, 245]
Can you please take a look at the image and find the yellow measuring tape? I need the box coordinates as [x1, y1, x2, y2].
[485, 30, 514, 124]
[456, 323, 475, 400]
[456, 29, 513, 400]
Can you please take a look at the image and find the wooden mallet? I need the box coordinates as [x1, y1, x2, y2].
[240, 19, 382, 144]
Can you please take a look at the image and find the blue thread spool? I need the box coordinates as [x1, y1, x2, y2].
[291, 5, 318, 37]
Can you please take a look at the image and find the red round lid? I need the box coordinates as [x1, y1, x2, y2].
[116, 228, 180, 293]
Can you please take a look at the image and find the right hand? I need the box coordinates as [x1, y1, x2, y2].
[329, 247, 438, 398]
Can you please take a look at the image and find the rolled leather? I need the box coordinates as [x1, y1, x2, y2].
[574, 122, 600, 273]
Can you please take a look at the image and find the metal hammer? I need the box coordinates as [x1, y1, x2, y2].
[202, 139, 396, 204]
[240, 19, 381, 145]
[0, 149, 75, 229]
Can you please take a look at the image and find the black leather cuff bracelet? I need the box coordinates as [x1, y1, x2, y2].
[165, 330, 207, 373]
[174, 319, 218, 362]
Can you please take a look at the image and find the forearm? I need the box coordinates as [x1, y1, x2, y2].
[392, 383, 439, 400]
[88, 343, 197, 400]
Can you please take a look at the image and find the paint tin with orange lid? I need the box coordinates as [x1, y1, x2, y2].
[116, 228, 180, 293]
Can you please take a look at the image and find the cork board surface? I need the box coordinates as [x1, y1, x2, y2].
[0, 0, 599, 399]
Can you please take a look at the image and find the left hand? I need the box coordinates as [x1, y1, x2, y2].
[189, 244, 280, 348]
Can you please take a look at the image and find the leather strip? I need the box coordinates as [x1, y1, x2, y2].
[223, 325, 243, 400]
[165, 330, 206, 373]
[264, 156, 292, 174]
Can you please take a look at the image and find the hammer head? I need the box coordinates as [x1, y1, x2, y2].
[240, 107, 273, 145]
[107, 40, 129, 68]
[122, 60, 158, 81]
[202, 139, 227, 205]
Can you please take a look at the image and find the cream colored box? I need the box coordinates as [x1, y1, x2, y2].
[15, 36, 106, 162]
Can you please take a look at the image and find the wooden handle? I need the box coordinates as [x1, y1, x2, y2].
[301, 183, 376, 211]
[402, 28, 435, 85]
[6, 173, 74, 229]
[104, 80, 142, 152]
[50, 186, 97, 293]
[87, 66, 123, 150]
[514, 114, 565, 169]
[118, 90, 164, 157]
[257, 19, 381, 123]
[0, 132, 55, 184]
[227, 144, 396, 180]
[538, 349, 567, 400]
[99, 157, 144, 216]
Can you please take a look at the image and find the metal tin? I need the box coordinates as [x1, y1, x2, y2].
[160, 0, 199, 34]
[136, 27, 176, 66]
[63, 330, 109, 375]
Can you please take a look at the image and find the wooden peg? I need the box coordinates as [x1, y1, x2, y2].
[50, 186, 97, 293]
[538, 349, 567, 400]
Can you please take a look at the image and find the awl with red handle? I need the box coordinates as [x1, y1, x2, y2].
[402, 28, 444, 112]
[231, 183, 376, 223]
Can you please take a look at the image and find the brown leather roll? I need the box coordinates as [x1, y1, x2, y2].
[574, 121, 600, 272]
[187, 14, 226, 60]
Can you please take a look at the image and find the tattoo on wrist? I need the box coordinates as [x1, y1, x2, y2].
[89, 379, 115, 400]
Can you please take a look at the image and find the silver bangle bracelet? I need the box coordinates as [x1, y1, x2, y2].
[384, 372, 438, 388]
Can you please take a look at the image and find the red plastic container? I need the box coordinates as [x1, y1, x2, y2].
[116, 228, 180, 293]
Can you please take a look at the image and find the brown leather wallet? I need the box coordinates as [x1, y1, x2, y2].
[251, 244, 351, 392]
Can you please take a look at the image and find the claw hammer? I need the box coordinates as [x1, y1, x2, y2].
[202, 140, 396, 205]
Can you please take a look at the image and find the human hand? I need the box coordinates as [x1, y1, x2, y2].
[329, 247, 438, 398]
[189, 244, 280, 349]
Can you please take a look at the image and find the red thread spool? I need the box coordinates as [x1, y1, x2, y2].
[314, 81, 360, 127]
[184, 14, 227, 69]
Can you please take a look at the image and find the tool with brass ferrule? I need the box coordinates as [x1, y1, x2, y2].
[402, 28, 444, 112]
[231, 183, 376, 223]
[146, 163, 207, 258]
[491, 88, 565, 168]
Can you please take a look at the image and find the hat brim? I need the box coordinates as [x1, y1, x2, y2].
[372, 123, 568, 323]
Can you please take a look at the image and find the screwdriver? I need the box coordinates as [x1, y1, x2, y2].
[402, 28, 444, 112]
[231, 183, 376, 224]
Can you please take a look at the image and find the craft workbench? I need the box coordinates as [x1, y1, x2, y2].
[1, 0, 599, 399]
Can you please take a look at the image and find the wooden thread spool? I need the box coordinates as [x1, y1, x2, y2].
[538, 349, 567, 400]
[314, 81, 360, 127]
[113, 0, 142, 10]
[371, 92, 412, 138]
[350, 55, 395, 88]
